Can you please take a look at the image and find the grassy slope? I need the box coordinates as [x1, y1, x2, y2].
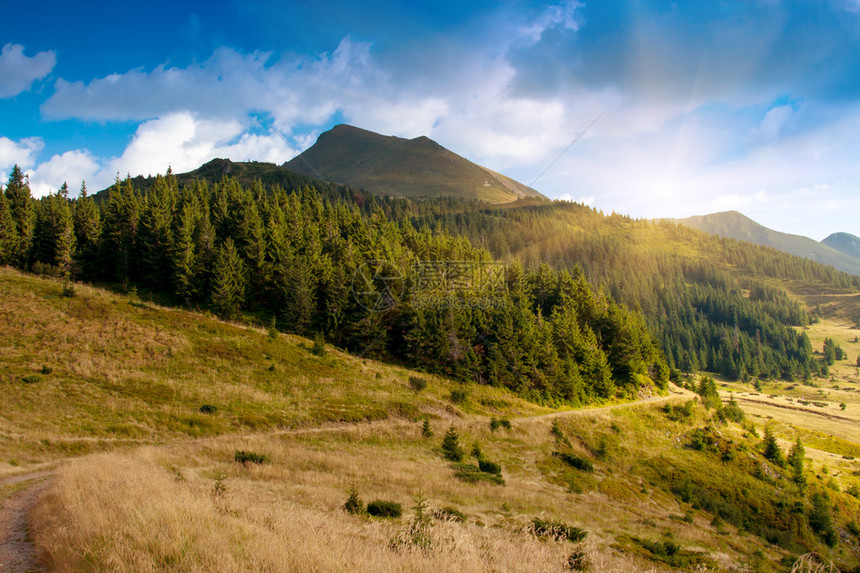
[6, 268, 860, 571]
[0, 268, 547, 467]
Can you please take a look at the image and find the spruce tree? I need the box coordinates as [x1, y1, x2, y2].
[441, 425, 463, 462]
[762, 426, 783, 465]
[210, 237, 246, 318]
[138, 176, 175, 288]
[0, 190, 17, 265]
[51, 191, 75, 277]
[5, 165, 35, 267]
[172, 200, 197, 301]
[73, 182, 100, 277]
[787, 437, 806, 489]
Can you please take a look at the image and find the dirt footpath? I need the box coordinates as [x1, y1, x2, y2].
[0, 472, 52, 573]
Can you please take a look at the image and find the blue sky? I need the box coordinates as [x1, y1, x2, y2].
[2, 0, 860, 240]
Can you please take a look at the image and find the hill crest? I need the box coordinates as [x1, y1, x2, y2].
[675, 210, 860, 276]
[283, 124, 544, 203]
[823, 232, 860, 261]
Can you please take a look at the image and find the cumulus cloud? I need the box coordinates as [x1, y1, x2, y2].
[0, 43, 56, 98]
[104, 112, 297, 179]
[26, 150, 100, 198]
[0, 136, 43, 171]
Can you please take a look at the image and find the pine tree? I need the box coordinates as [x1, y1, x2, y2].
[172, 200, 197, 301]
[441, 425, 463, 462]
[762, 426, 783, 466]
[0, 190, 18, 265]
[138, 176, 175, 289]
[32, 191, 75, 276]
[101, 177, 141, 285]
[5, 165, 35, 267]
[787, 437, 806, 489]
[210, 237, 246, 318]
[421, 417, 433, 439]
[73, 182, 100, 277]
[51, 191, 75, 277]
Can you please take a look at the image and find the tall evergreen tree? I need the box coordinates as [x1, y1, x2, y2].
[787, 437, 806, 489]
[762, 426, 784, 466]
[100, 177, 141, 285]
[210, 237, 246, 318]
[138, 176, 175, 288]
[4, 165, 35, 267]
[73, 182, 101, 276]
[0, 190, 17, 265]
[172, 199, 197, 302]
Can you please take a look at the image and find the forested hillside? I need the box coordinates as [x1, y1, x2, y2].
[0, 166, 666, 406]
[5, 160, 856, 392]
[405, 200, 860, 382]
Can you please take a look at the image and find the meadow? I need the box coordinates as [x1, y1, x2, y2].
[4, 269, 860, 571]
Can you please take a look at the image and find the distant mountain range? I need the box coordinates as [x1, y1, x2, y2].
[284, 124, 544, 203]
[823, 232, 860, 261]
[674, 211, 860, 276]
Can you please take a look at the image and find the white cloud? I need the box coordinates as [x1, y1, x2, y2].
[26, 150, 100, 198]
[105, 112, 296, 181]
[0, 136, 43, 171]
[0, 43, 56, 98]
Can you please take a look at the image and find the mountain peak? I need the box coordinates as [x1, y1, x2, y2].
[675, 211, 860, 276]
[822, 232, 860, 261]
[284, 124, 544, 203]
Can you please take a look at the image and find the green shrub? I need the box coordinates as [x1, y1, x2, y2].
[408, 376, 428, 392]
[721, 396, 745, 423]
[449, 389, 467, 404]
[531, 517, 587, 543]
[451, 463, 505, 485]
[489, 418, 501, 432]
[500, 418, 512, 430]
[478, 459, 502, 475]
[40, 365, 53, 375]
[433, 506, 465, 522]
[311, 332, 326, 356]
[61, 281, 76, 297]
[199, 404, 217, 414]
[471, 442, 482, 460]
[344, 485, 364, 514]
[551, 420, 573, 448]
[267, 316, 278, 338]
[689, 428, 717, 452]
[367, 499, 402, 518]
[554, 451, 594, 473]
[234, 450, 269, 465]
[567, 547, 591, 571]
[21, 375, 41, 384]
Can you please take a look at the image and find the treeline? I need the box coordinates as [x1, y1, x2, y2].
[0, 166, 668, 405]
[407, 200, 846, 381]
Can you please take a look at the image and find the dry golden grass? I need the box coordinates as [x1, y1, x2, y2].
[0, 268, 548, 467]
[32, 449, 648, 573]
[31, 403, 786, 573]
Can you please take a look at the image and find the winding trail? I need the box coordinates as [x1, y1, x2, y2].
[0, 386, 692, 572]
[0, 472, 52, 573]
